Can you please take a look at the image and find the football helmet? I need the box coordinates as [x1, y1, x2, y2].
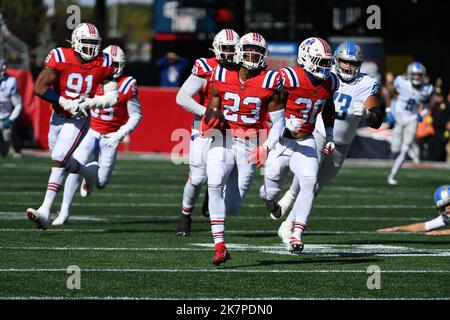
[333, 40, 363, 82]
[234, 32, 268, 70]
[103, 45, 126, 78]
[434, 185, 450, 212]
[407, 61, 426, 86]
[0, 59, 5, 80]
[71, 23, 102, 61]
[212, 29, 240, 64]
[297, 37, 332, 80]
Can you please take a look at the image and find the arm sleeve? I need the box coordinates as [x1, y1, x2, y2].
[424, 215, 446, 231]
[120, 95, 142, 134]
[263, 108, 285, 149]
[8, 79, 22, 121]
[176, 74, 208, 116]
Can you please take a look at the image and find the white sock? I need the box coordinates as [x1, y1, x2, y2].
[182, 180, 202, 215]
[208, 185, 226, 245]
[38, 167, 65, 218]
[292, 221, 305, 240]
[390, 145, 408, 177]
[59, 173, 81, 216]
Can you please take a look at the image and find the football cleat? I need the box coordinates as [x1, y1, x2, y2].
[387, 175, 398, 186]
[278, 190, 297, 218]
[288, 237, 304, 255]
[80, 178, 94, 198]
[52, 211, 69, 226]
[176, 214, 192, 236]
[278, 220, 294, 244]
[212, 244, 231, 266]
[26, 208, 49, 230]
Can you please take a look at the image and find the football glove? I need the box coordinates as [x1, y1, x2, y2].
[323, 127, 335, 155]
[2, 118, 12, 129]
[103, 127, 128, 149]
[59, 96, 87, 117]
[352, 101, 370, 119]
[286, 118, 304, 133]
[386, 108, 395, 126]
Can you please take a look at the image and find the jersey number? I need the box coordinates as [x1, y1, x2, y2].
[65, 73, 93, 98]
[334, 92, 352, 120]
[91, 106, 114, 121]
[223, 92, 262, 124]
[291, 97, 326, 124]
[405, 98, 418, 112]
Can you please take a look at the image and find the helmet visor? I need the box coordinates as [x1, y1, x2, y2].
[242, 44, 266, 65]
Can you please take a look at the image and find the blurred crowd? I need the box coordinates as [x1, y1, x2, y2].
[381, 72, 450, 162]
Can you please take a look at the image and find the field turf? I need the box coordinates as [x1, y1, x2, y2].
[0, 155, 450, 300]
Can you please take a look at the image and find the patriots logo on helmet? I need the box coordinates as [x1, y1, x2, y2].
[305, 39, 316, 46]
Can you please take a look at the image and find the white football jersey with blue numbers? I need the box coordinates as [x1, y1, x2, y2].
[317, 72, 380, 145]
[0, 76, 20, 120]
[393, 75, 433, 123]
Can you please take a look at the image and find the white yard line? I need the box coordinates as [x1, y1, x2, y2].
[0, 268, 449, 273]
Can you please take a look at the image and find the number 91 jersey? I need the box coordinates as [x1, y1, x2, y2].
[280, 66, 339, 135]
[212, 65, 280, 132]
[44, 47, 115, 116]
[90, 75, 138, 134]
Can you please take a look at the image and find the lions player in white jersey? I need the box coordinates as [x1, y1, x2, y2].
[0, 60, 22, 157]
[378, 185, 450, 236]
[277, 41, 383, 243]
[387, 62, 433, 185]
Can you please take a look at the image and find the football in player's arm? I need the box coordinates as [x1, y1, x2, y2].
[377, 185, 450, 235]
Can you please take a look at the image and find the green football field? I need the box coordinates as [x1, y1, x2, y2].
[1, 155, 450, 300]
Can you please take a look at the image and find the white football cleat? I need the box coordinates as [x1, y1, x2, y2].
[278, 190, 297, 217]
[278, 219, 294, 244]
[52, 211, 69, 226]
[80, 178, 93, 198]
[288, 237, 304, 255]
[26, 208, 50, 230]
[387, 175, 398, 186]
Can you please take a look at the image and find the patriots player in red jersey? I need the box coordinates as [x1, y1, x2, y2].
[259, 37, 339, 254]
[175, 29, 240, 236]
[27, 23, 118, 230]
[52, 45, 142, 226]
[204, 32, 285, 266]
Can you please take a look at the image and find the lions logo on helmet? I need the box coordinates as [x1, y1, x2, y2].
[407, 61, 426, 87]
[333, 41, 363, 82]
[297, 37, 332, 80]
[234, 32, 268, 70]
[212, 29, 240, 65]
[71, 23, 102, 61]
[434, 185, 450, 212]
[103, 45, 126, 79]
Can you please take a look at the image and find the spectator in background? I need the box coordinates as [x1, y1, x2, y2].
[155, 52, 189, 87]
[430, 89, 450, 161]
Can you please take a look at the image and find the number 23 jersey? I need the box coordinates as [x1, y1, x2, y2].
[44, 47, 115, 116]
[211, 66, 280, 131]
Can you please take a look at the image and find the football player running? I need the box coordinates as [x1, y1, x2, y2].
[0, 59, 22, 157]
[377, 185, 450, 236]
[387, 62, 433, 185]
[52, 45, 142, 226]
[277, 41, 383, 242]
[259, 37, 338, 254]
[205, 32, 284, 265]
[175, 29, 240, 236]
[27, 23, 118, 230]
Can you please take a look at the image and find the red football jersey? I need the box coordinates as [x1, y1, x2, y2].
[212, 65, 280, 132]
[90, 75, 138, 134]
[44, 47, 115, 116]
[280, 66, 339, 134]
[191, 57, 218, 110]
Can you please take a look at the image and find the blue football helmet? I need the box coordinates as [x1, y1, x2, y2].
[407, 61, 426, 86]
[434, 185, 450, 212]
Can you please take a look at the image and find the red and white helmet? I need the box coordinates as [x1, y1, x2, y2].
[71, 23, 102, 61]
[103, 45, 126, 78]
[297, 37, 332, 80]
[212, 29, 240, 64]
[234, 32, 268, 70]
